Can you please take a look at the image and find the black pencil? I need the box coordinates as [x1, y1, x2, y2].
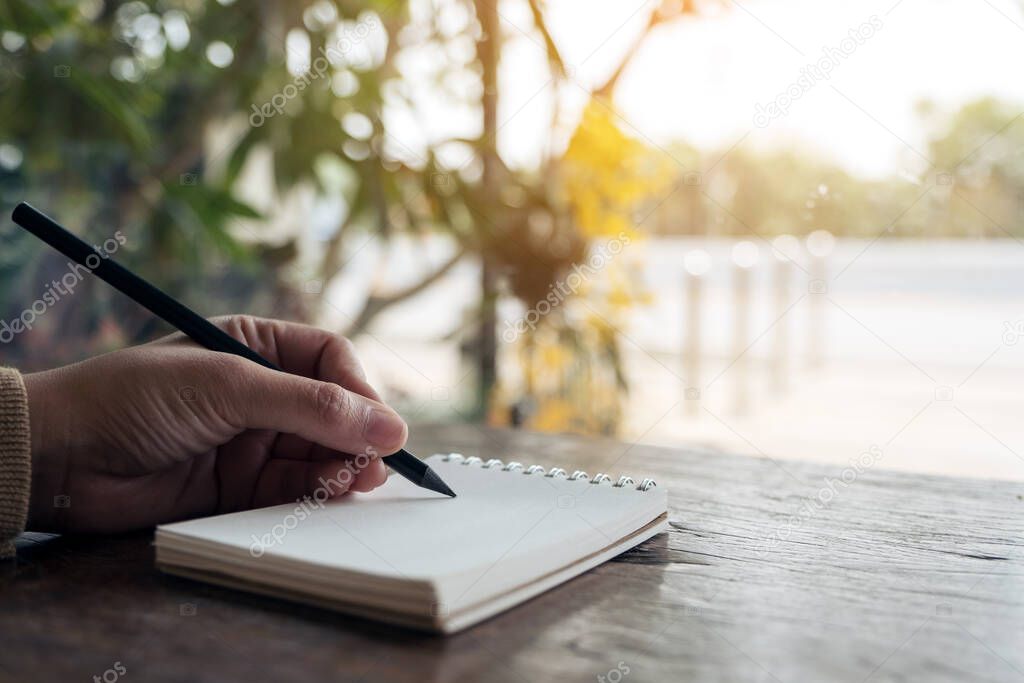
[11, 202, 455, 498]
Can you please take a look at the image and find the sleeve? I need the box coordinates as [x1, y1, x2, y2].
[0, 367, 31, 559]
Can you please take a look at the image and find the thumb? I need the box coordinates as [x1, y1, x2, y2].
[224, 362, 408, 455]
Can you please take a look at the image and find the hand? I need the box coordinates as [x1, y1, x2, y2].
[23, 315, 408, 534]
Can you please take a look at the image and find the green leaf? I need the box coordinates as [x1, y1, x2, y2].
[65, 70, 151, 151]
[163, 180, 264, 261]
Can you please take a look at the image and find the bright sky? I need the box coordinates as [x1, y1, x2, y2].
[480, 0, 1024, 179]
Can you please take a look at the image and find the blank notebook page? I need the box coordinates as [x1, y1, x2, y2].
[158, 455, 667, 609]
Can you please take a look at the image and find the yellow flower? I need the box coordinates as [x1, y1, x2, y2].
[532, 398, 575, 432]
[561, 99, 672, 238]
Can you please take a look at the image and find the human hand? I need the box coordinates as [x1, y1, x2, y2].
[23, 315, 407, 533]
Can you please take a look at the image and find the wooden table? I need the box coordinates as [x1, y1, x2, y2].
[2, 424, 1022, 682]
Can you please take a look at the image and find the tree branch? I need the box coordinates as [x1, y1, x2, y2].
[342, 245, 468, 336]
[594, 1, 698, 98]
[526, 0, 568, 78]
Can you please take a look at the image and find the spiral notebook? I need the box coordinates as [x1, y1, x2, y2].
[155, 453, 668, 633]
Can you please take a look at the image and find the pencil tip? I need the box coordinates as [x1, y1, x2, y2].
[421, 467, 457, 498]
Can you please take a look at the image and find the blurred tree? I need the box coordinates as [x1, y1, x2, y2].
[0, 0, 690, 436]
[0, 0, 503, 379]
[478, 0, 696, 433]
[927, 97, 1024, 239]
[645, 96, 1024, 241]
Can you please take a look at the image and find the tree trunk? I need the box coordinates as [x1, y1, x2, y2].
[474, 0, 500, 420]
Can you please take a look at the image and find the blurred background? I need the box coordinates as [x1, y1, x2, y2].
[2, 0, 1023, 481]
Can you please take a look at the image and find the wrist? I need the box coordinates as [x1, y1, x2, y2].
[23, 370, 71, 531]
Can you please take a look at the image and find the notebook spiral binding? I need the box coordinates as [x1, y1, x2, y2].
[437, 453, 657, 492]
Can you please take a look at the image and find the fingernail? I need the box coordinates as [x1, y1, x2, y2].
[365, 408, 406, 449]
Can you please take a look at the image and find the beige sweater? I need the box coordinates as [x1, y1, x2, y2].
[0, 368, 30, 558]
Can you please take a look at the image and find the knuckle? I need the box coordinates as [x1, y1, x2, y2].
[335, 335, 357, 356]
[189, 353, 252, 426]
[232, 314, 258, 335]
[209, 314, 243, 335]
[212, 314, 264, 338]
[312, 382, 353, 426]
[208, 352, 249, 378]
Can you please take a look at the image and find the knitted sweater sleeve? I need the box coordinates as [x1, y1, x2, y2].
[0, 368, 31, 559]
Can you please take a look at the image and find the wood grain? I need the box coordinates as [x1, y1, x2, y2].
[1, 424, 1021, 682]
